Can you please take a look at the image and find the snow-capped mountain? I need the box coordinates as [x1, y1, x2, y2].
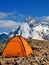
[0, 32, 9, 43]
[0, 32, 9, 39]
[9, 16, 49, 40]
[0, 32, 2, 35]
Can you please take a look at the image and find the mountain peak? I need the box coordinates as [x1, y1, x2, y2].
[9, 16, 49, 40]
[1, 16, 49, 41]
[3, 32, 8, 35]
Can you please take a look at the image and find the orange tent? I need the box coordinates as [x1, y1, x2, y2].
[2, 36, 33, 57]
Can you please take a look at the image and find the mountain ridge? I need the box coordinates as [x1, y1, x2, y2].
[0, 16, 49, 41]
[9, 16, 49, 40]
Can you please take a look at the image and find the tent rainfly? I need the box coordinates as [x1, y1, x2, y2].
[2, 36, 33, 57]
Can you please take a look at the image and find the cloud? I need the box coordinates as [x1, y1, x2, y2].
[0, 20, 21, 29]
[0, 11, 25, 32]
[39, 16, 49, 25]
[40, 16, 49, 22]
[35, 16, 49, 25]
[0, 12, 15, 19]
[0, 11, 26, 22]
[18, 13, 25, 18]
[12, 13, 26, 21]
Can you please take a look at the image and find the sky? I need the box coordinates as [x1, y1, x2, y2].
[0, 0, 49, 33]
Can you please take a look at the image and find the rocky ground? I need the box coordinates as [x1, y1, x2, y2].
[0, 39, 49, 65]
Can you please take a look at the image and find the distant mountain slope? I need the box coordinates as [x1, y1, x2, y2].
[0, 32, 8, 39]
[0, 32, 9, 44]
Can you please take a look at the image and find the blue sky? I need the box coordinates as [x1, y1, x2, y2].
[0, 0, 49, 33]
[0, 0, 49, 17]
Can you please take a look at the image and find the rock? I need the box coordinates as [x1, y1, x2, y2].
[1, 61, 6, 65]
[39, 48, 47, 55]
[14, 62, 19, 65]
